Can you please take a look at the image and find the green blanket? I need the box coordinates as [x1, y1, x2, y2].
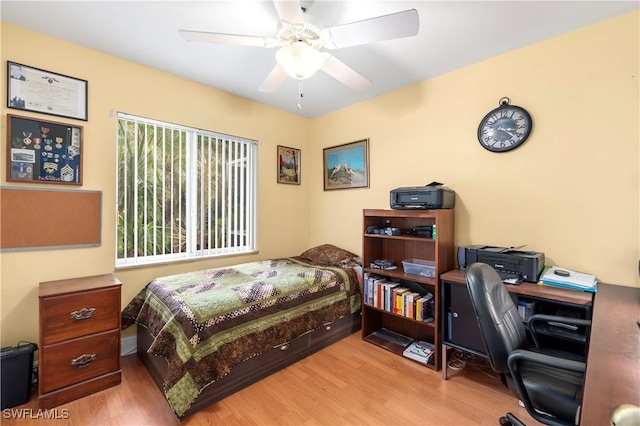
[121, 257, 361, 417]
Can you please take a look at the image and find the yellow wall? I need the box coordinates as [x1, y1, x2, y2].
[1, 11, 638, 348]
[308, 11, 639, 287]
[0, 23, 311, 346]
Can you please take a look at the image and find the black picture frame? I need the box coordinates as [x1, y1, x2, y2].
[7, 61, 88, 121]
[6, 114, 83, 185]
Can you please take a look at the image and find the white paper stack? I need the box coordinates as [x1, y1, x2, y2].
[540, 266, 597, 293]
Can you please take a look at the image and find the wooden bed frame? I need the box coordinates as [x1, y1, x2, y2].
[137, 311, 362, 418]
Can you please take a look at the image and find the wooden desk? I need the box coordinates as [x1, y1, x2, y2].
[580, 283, 640, 425]
[440, 269, 593, 379]
[441, 269, 594, 306]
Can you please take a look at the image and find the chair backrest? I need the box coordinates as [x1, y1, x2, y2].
[465, 263, 527, 374]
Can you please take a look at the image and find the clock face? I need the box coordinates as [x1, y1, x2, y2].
[477, 105, 532, 152]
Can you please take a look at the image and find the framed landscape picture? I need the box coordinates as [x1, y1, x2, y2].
[323, 139, 369, 190]
[277, 145, 301, 185]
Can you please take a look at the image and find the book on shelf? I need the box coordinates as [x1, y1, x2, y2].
[416, 296, 425, 321]
[416, 292, 434, 322]
[392, 287, 409, 315]
[364, 274, 391, 308]
[403, 291, 420, 318]
[402, 340, 435, 364]
[373, 277, 386, 308]
[381, 281, 399, 311]
[364, 273, 385, 307]
[363, 273, 436, 322]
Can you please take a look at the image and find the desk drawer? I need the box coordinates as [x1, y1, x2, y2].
[40, 330, 120, 394]
[41, 287, 120, 345]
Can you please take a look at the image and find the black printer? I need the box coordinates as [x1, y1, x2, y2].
[463, 245, 545, 283]
[390, 182, 455, 210]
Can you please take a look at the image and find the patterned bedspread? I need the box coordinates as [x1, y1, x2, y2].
[121, 257, 361, 417]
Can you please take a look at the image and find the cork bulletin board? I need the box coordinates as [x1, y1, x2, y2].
[0, 186, 101, 251]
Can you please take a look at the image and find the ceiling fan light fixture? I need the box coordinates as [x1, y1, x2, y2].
[276, 41, 325, 80]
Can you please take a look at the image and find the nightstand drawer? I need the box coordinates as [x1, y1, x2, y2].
[40, 330, 120, 394]
[41, 287, 120, 345]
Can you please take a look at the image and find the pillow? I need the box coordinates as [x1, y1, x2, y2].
[299, 244, 362, 268]
[352, 265, 364, 288]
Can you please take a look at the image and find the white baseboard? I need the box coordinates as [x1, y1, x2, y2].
[121, 335, 137, 356]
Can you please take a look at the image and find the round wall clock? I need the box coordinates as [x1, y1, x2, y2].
[477, 97, 532, 153]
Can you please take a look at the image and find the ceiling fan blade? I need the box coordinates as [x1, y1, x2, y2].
[321, 9, 419, 49]
[320, 54, 372, 91]
[273, 0, 304, 24]
[179, 30, 276, 47]
[258, 64, 288, 92]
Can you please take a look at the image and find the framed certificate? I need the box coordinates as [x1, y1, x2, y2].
[7, 61, 88, 121]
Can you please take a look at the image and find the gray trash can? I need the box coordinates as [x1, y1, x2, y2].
[1, 342, 37, 409]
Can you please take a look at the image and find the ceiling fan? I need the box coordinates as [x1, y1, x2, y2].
[178, 0, 419, 94]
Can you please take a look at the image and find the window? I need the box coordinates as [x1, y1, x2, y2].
[116, 113, 257, 267]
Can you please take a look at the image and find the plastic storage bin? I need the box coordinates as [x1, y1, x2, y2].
[1, 342, 37, 409]
[402, 259, 436, 278]
[518, 300, 536, 322]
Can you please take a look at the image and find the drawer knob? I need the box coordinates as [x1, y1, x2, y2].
[71, 353, 96, 368]
[70, 307, 96, 320]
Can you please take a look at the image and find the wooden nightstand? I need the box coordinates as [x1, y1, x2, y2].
[38, 274, 122, 409]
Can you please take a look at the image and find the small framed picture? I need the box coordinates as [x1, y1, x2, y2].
[6, 114, 83, 185]
[277, 145, 301, 185]
[323, 139, 369, 190]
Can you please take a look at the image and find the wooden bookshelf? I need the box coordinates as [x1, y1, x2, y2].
[361, 209, 454, 370]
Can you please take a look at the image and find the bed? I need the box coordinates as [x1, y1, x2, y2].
[121, 244, 363, 418]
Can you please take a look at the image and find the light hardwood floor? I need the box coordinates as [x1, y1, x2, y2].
[3, 333, 536, 425]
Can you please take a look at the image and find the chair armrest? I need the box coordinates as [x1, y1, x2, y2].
[508, 348, 586, 374]
[527, 314, 592, 348]
[508, 349, 585, 426]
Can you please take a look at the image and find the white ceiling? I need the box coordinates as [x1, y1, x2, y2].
[2, 1, 638, 118]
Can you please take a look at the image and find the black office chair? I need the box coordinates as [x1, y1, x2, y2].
[465, 263, 591, 426]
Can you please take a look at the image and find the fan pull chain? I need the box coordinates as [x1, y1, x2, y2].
[297, 79, 303, 110]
